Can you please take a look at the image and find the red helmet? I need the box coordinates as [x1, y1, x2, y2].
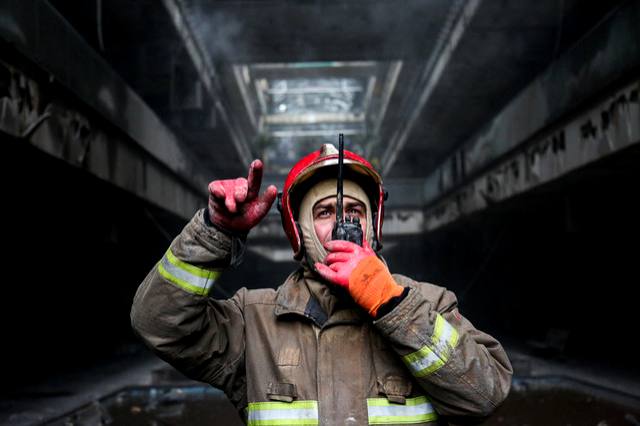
[278, 143, 386, 260]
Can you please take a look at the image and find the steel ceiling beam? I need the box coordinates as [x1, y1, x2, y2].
[162, 0, 253, 166]
[381, 0, 482, 175]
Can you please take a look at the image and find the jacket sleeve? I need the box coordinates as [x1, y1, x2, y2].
[130, 209, 247, 406]
[373, 275, 513, 418]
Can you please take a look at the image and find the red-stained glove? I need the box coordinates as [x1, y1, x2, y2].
[315, 240, 404, 317]
[208, 160, 277, 234]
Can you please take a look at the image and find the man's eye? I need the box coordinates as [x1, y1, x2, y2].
[347, 208, 363, 215]
[317, 210, 331, 218]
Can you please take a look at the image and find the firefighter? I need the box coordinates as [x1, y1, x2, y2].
[131, 143, 512, 425]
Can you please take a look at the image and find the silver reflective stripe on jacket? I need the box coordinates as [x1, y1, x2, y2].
[402, 313, 460, 377]
[247, 400, 319, 425]
[157, 249, 221, 296]
[367, 396, 438, 424]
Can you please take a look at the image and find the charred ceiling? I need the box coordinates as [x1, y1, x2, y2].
[46, 0, 630, 182]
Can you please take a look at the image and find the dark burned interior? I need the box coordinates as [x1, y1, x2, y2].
[1, 1, 639, 424]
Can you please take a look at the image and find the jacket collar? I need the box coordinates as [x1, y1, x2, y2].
[274, 268, 365, 327]
[274, 269, 314, 319]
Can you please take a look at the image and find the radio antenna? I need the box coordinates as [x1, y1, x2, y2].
[336, 133, 344, 224]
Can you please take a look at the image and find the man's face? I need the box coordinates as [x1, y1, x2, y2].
[312, 195, 367, 246]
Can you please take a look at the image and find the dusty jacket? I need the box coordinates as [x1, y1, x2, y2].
[131, 210, 513, 425]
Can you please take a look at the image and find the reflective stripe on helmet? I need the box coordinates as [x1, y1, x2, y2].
[247, 400, 319, 425]
[402, 314, 459, 377]
[367, 396, 438, 424]
[157, 249, 220, 296]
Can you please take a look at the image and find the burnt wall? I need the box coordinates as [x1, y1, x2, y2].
[0, 134, 186, 391]
[387, 142, 640, 373]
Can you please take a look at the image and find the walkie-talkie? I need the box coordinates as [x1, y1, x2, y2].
[331, 134, 363, 246]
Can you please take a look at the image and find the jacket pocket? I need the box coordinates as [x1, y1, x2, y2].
[369, 328, 414, 402]
[277, 346, 301, 366]
[378, 375, 412, 404]
[267, 381, 298, 403]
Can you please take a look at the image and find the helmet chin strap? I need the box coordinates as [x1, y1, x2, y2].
[370, 211, 382, 252]
[295, 221, 311, 270]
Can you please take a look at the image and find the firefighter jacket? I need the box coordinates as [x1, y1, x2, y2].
[131, 210, 513, 425]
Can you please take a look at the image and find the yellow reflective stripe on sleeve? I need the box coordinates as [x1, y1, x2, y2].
[402, 345, 444, 377]
[367, 396, 438, 424]
[247, 400, 319, 426]
[431, 313, 460, 354]
[157, 249, 221, 296]
[402, 314, 459, 377]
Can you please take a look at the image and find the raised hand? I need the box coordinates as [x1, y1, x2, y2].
[315, 239, 403, 317]
[314, 239, 376, 289]
[207, 160, 277, 233]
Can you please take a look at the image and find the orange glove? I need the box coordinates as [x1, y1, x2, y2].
[208, 160, 277, 234]
[315, 240, 404, 317]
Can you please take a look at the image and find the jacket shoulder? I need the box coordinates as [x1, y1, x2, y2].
[242, 287, 278, 306]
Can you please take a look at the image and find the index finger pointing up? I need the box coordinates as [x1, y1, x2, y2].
[246, 159, 263, 200]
